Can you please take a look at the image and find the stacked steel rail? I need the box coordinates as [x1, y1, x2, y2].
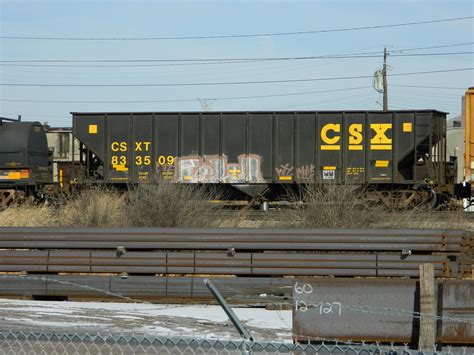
[0, 228, 472, 278]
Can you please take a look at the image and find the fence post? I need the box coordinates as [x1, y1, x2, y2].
[419, 263, 436, 351]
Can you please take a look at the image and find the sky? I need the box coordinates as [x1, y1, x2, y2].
[0, 0, 473, 126]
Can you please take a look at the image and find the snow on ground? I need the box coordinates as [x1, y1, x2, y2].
[0, 298, 292, 342]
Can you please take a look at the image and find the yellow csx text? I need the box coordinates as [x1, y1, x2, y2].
[111, 141, 128, 152]
[158, 156, 175, 165]
[370, 124, 392, 150]
[135, 142, 151, 152]
[111, 156, 127, 165]
[135, 156, 151, 165]
[111, 141, 152, 152]
[321, 123, 393, 151]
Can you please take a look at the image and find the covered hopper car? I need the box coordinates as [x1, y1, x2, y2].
[71, 109, 471, 208]
[2, 88, 474, 210]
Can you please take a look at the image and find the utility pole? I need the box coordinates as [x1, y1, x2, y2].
[383, 47, 388, 111]
[197, 98, 215, 111]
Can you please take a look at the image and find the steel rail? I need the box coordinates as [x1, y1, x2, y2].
[0, 250, 463, 277]
[0, 227, 470, 252]
[0, 274, 292, 302]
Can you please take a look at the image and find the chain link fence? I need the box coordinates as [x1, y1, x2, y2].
[0, 330, 472, 354]
[0, 275, 472, 354]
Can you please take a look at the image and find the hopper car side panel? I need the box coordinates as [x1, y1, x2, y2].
[72, 110, 448, 190]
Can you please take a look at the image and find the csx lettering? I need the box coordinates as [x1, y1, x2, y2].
[321, 123, 341, 150]
[319, 123, 392, 151]
[348, 123, 363, 150]
[370, 123, 392, 150]
[111, 142, 128, 152]
[135, 141, 151, 152]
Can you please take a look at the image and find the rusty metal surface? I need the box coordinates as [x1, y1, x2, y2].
[439, 280, 474, 343]
[292, 278, 474, 345]
[0, 275, 292, 303]
[0, 250, 457, 277]
[0, 227, 469, 252]
[0, 227, 470, 278]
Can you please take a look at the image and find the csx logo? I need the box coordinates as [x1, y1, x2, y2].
[321, 123, 392, 151]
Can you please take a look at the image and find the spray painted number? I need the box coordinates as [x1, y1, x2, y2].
[294, 282, 313, 294]
[111, 156, 127, 165]
[158, 156, 175, 165]
[135, 156, 151, 165]
[295, 300, 308, 312]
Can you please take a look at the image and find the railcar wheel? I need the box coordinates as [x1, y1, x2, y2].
[364, 189, 438, 210]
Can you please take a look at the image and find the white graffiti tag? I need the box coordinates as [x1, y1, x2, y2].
[174, 154, 265, 183]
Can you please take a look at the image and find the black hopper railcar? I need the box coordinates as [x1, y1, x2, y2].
[0, 116, 53, 209]
[71, 109, 471, 208]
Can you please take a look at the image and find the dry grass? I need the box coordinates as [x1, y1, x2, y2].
[215, 207, 270, 228]
[0, 182, 471, 229]
[57, 188, 126, 227]
[282, 183, 472, 230]
[0, 188, 126, 227]
[372, 209, 473, 230]
[0, 204, 57, 227]
[285, 184, 374, 228]
[0, 183, 245, 228]
[124, 181, 223, 228]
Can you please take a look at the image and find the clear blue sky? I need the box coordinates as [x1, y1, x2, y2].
[1, 0, 473, 126]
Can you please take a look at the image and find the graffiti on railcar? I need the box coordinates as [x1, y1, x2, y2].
[173, 154, 265, 183]
[275, 164, 294, 181]
[296, 164, 316, 180]
[276, 164, 317, 181]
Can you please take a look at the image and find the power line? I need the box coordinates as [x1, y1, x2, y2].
[1, 16, 472, 40]
[389, 92, 460, 102]
[390, 96, 460, 106]
[1, 68, 472, 87]
[0, 112, 66, 119]
[1, 51, 472, 68]
[2, 85, 466, 104]
[394, 51, 474, 57]
[0, 60, 274, 68]
[390, 84, 466, 90]
[390, 42, 474, 53]
[0, 86, 372, 103]
[1, 42, 473, 64]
